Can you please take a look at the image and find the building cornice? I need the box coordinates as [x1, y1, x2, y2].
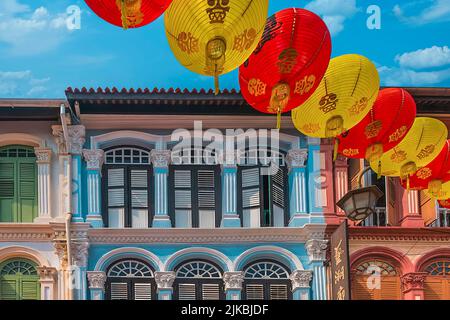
[0, 223, 60, 242]
[348, 226, 450, 242]
[88, 225, 330, 244]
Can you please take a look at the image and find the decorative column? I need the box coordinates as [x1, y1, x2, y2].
[401, 272, 427, 300]
[334, 155, 349, 218]
[400, 189, 424, 227]
[155, 271, 176, 300]
[87, 271, 107, 300]
[68, 125, 86, 223]
[223, 271, 244, 300]
[34, 147, 53, 223]
[37, 267, 58, 300]
[290, 270, 313, 300]
[286, 149, 309, 227]
[71, 240, 89, 300]
[83, 149, 104, 228]
[151, 150, 172, 228]
[221, 151, 240, 227]
[53, 235, 70, 300]
[306, 238, 328, 300]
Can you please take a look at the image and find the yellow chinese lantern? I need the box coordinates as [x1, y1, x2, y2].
[165, 0, 269, 94]
[425, 181, 450, 200]
[291, 54, 380, 159]
[369, 117, 448, 190]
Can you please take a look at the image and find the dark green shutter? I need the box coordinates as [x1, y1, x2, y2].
[18, 162, 37, 222]
[0, 161, 16, 222]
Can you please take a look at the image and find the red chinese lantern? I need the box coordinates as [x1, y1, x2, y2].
[337, 88, 416, 167]
[85, 0, 172, 29]
[401, 140, 450, 195]
[438, 199, 450, 209]
[239, 8, 331, 128]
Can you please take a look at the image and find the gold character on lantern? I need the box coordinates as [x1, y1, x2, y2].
[319, 93, 338, 114]
[277, 48, 298, 74]
[364, 120, 383, 139]
[417, 145, 435, 160]
[388, 126, 408, 143]
[416, 167, 432, 180]
[302, 123, 321, 134]
[233, 28, 257, 52]
[206, 0, 230, 24]
[294, 75, 316, 95]
[248, 78, 267, 96]
[177, 32, 199, 54]
[343, 148, 360, 157]
[348, 97, 369, 116]
[390, 150, 407, 163]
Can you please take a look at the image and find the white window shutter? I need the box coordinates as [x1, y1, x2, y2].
[246, 284, 264, 300]
[178, 283, 196, 300]
[134, 283, 152, 300]
[269, 284, 288, 300]
[202, 284, 220, 300]
[110, 282, 128, 300]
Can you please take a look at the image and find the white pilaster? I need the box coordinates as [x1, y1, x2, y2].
[34, 147, 53, 223]
[83, 149, 105, 228]
[287, 149, 309, 227]
[151, 150, 172, 228]
[306, 238, 329, 300]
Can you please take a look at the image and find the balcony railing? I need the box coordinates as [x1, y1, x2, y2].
[427, 209, 450, 227]
[358, 207, 387, 227]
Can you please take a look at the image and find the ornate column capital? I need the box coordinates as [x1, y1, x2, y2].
[68, 125, 86, 155]
[223, 271, 244, 291]
[37, 266, 58, 281]
[83, 149, 105, 171]
[155, 271, 176, 290]
[71, 241, 89, 267]
[34, 147, 52, 164]
[401, 272, 427, 293]
[53, 240, 68, 269]
[306, 239, 328, 262]
[51, 125, 67, 155]
[87, 271, 107, 291]
[151, 150, 171, 168]
[286, 149, 308, 171]
[290, 270, 313, 290]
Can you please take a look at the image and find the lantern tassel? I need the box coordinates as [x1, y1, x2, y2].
[276, 108, 281, 130]
[214, 74, 219, 95]
[333, 138, 339, 161]
[407, 175, 410, 192]
[377, 161, 381, 180]
[120, 0, 129, 30]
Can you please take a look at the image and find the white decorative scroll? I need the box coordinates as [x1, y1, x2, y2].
[223, 272, 244, 291]
[286, 149, 308, 171]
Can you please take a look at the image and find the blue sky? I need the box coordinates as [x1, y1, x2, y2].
[0, 0, 449, 98]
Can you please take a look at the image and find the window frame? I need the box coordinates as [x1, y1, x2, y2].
[101, 146, 154, 228]
[168, 165, 222, 228]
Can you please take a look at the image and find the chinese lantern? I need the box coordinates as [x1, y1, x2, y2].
[337, 88, 416, 173]
[239, 8, 331, 129]
[425, 181, 450, 200]
[165, 0, 269, 94]
[291, 54, 380, 158]
[401, 140, 450, 197]
[369, 117, 448, 190]
[85, 0, 172, 29]
[438, 199, 450, 209]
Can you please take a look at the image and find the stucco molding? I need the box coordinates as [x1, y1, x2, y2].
[34, 147, 52, 164]
[87, 271, 107, 291]
[150, 150, 171, 168]
[290, 270, 313, 290]
[83, 149, 104, 171]
[0, 246, 51, 267]
[286, 148, 308, 170]
[0, 133, 44, 148]
[401, 272, 427, 293]
[155, 271, 176, 290]
[223, 272, 244, 291]
[0, 224, 54, 242]
[305, 239, 328, 262]
[94, 247, 164, 272]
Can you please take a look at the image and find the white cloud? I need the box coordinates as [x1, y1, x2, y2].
[0, 70, 50, 97]
[394, 0, 450, 25]
[0, 0, 29, 18]
[305, 0, 359, 36]
[378, 66, 450, 86]
[395, 46, 450, 69]
[0, 1, 75, 55]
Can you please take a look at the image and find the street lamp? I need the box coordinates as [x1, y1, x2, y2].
[336, 167, 384, 221]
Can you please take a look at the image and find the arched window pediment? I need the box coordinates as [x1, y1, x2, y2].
[104, 147, 151, 165]
[244, 261, 290, 279]
[0, 259, 38, 276]
[423, 260, 450, 276]
[107, 260, 154, 278]
[355, 260, 398, 276]
[176, 261, 222, 279]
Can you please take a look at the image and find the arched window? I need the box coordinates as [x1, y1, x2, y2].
[352, 259, 401, 300]
[238, 150, 288, 227]
[170, 150, 221, 228]
[243, 260, 292, 300]
[0, 258, 40, 300]
[102, 146, 153, 228]
[0, 146, 37, 223]
[105, 259, 156, 300]
[422, 259, 450, 300]
[173, 260, 224, 300]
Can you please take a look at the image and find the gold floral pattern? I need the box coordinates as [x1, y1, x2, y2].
[390, 150, 407, 163]
[417, 145, 435, 160]
[277, 48, 298, 74]
[364, 120, 382, 139]
[294, 75, 316, 95]
[302, 123, 321, 134]
[319, 93, 338, 114]
[388, 126, 408, 143]
[348, 97, 369, 116]
[177, 32, 199, 54]
[416, 167, 432, 180]
[247, 78, 267, 96]
[233, 28, 257, 52]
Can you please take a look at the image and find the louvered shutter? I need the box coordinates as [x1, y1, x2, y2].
[21, 279, 39, 300]
[198, 170, 216, 228]
[379, 277, 401, 300]
[178, 283, 196, 300]
[110, 282, 129, 300]
[0, 279, 18, 300]
[241, 168, 261, 228]
[134, 283, 152, 300]
[107, 168, 125, 228]
[269, 284, 288, 300]
[0, 161, 15, 222]
[246, 284, 264, 300]
[18, 162, 36, 222]
[174, 170, 192, 228]
[386, 178, 398, 225]
[202, 283, 220, 300]
[352, 276, 375, 300]
[130, 170, 149, 228]
[272, 168, 285, 227]
[424, 277, 450, 300]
